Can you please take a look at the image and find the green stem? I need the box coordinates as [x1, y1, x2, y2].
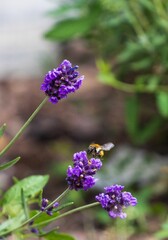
[103, 76, 168, 93]
[34, 202, 100, 227]
[51, 202, 100, 220]
[0, 97, 48, 157]
[112, 81, 168, 93]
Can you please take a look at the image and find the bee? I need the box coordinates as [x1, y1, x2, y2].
[87, 142, 114, 158]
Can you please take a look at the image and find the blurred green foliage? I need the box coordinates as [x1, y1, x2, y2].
[45, 0, 168, 144]
[155, 218, 168, 239]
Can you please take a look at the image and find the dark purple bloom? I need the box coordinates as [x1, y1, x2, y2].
[30, 228, 39, 234]
[41, 59, 84, 104]
[66, 151, 102, 191]
[41, 198, 49, 211]
[40, 198, 60, 216]
[95, 184, 137, 219]
[28, 220, 34, 226]
[46, 207, 53, 216]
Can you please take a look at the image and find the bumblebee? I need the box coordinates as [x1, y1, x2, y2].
[87, 142, 114, 158]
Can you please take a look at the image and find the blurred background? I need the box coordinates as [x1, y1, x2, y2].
[0, 0, 168, 239]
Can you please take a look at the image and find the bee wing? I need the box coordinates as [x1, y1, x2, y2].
[102, 142, 114, 151]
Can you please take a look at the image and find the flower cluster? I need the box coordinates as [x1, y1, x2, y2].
[41, 59, 84, 104]
[66, 151, 102, 191]
[95, 184, 137, 219]
[40, 198, 59, 216]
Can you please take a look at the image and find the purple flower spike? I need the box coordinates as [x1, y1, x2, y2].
[95, 184, 137, 219]
[66, 151, 102, 191]
[41, 59, 84, 104]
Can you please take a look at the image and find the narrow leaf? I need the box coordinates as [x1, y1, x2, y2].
[131, 58, 152, 70]
[39, 229, 59, 237]
[21, 188, 29, 220]
[0, 157, 21, 171]
[0, 123, 7, 137]
[156, 92, 168, 117]
[136, 117, 161, 144]
[125, 95, 139, 139]
[43, 231, 75, 240]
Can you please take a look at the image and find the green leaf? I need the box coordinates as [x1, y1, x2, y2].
[155, 221, 168, 240]
[131, 58, 152, 70]
[155, 231, 168, 240]
[2, 175, 49, 217]
[0, 157, 21, 171]
[32, 211, 60, 228]
[139, 0, 154, 10]
[45, 4, 101, 42]
[156, 92, 168, 117]
[45, 17, 93, 41]
[0, 123, 7, 137]
[152, 34, 166, 47]
[158, 18, 168, 30]
[118, 42, 143, 62]
[162, 222, 168, 230]
[43, 231, 75, 240]
[97, 59, 118, 85]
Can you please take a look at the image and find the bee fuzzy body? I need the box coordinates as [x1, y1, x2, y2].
[87, 142, 114, 158]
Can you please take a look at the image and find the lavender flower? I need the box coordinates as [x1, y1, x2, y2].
[41, 198, 49, 211]
[53, 202, 59, 208]
[95, 184, 137, 219]
[40, 198, 60, 216]
[66, 151, 102, 191]
[41, 59, 84, 104]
